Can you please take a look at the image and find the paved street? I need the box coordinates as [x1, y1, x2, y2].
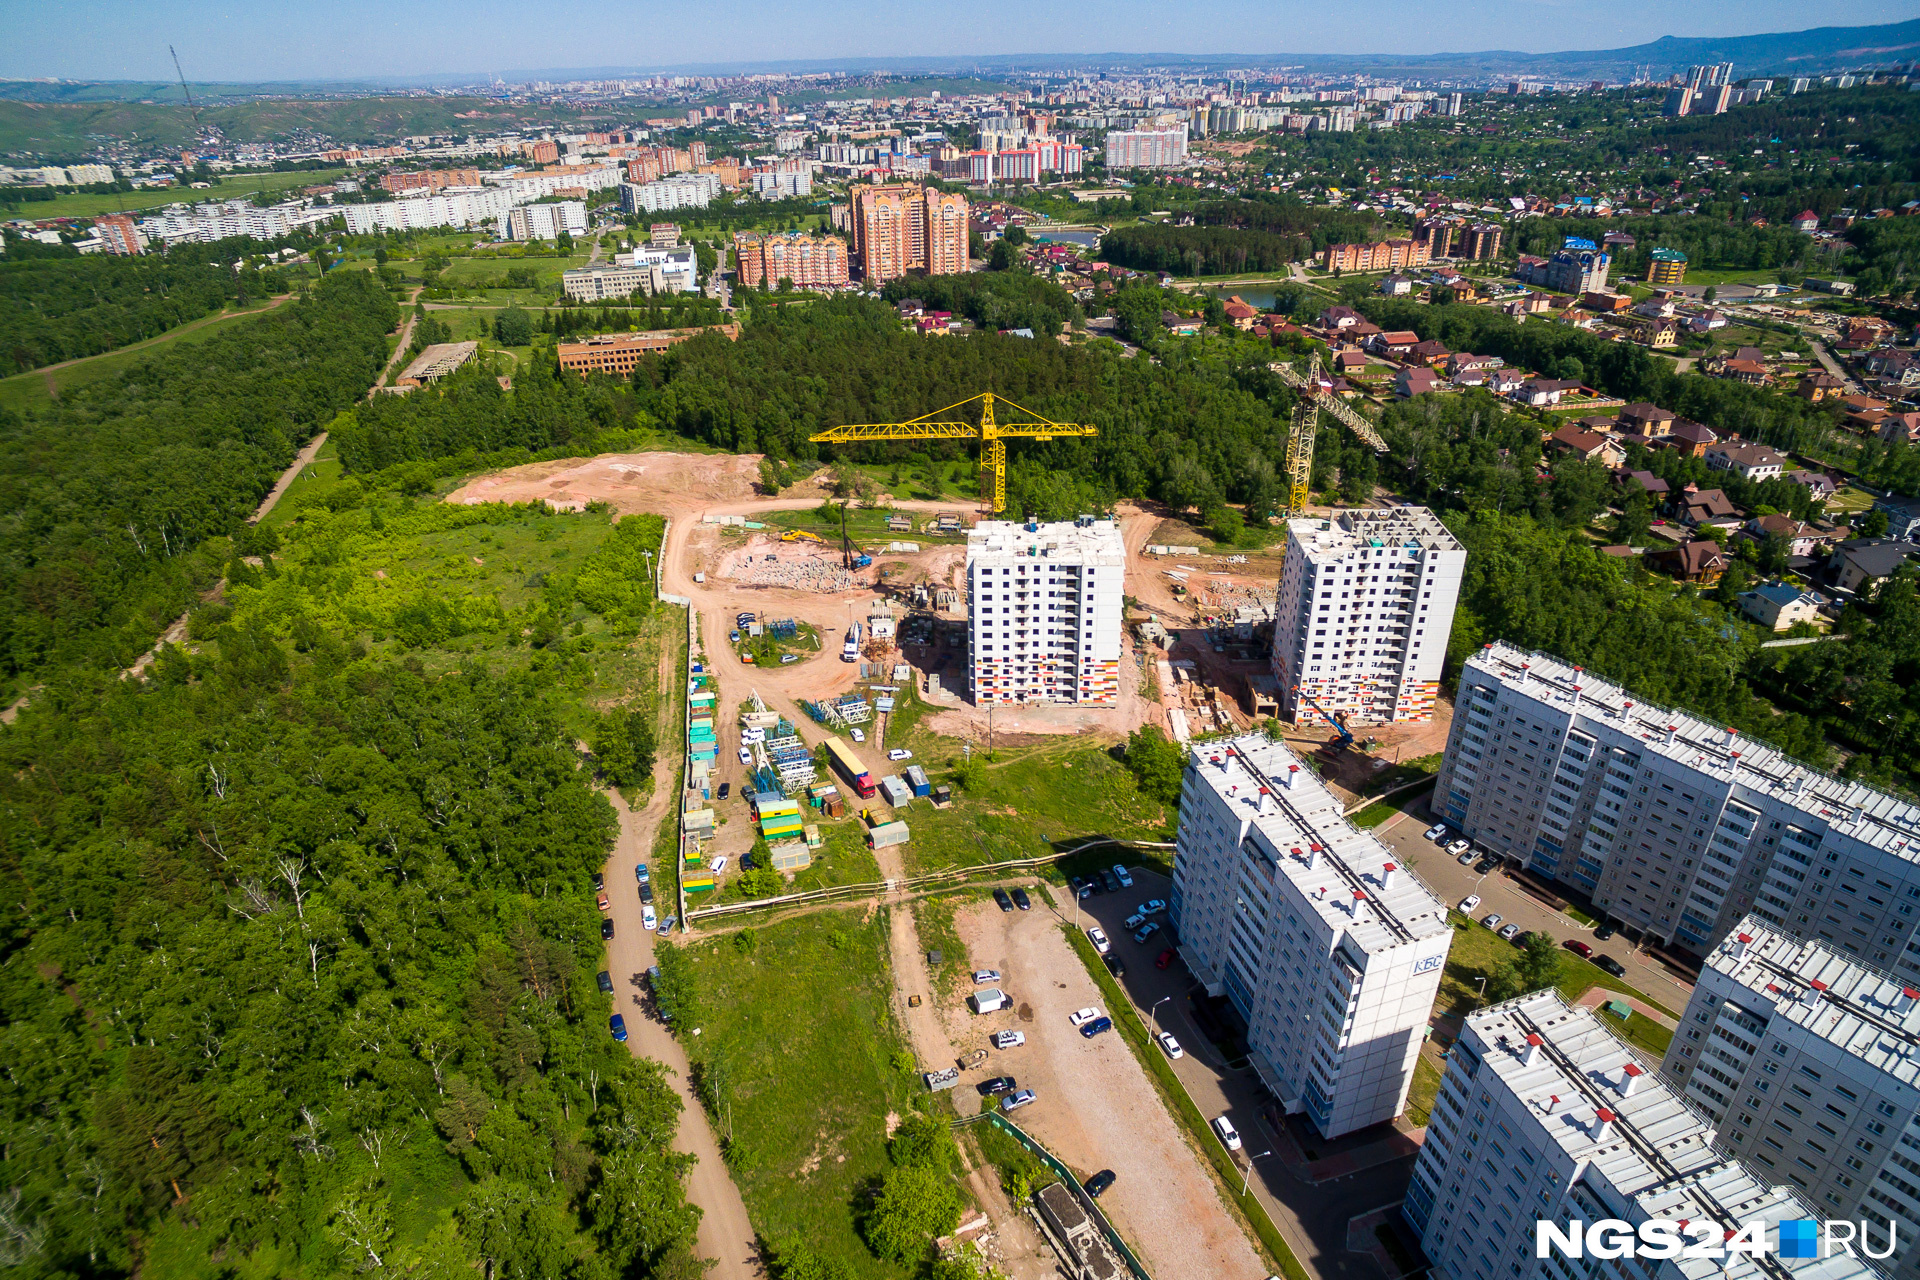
[1370, 798, 1698, 1016]
[1070, 867, 1422, 1280]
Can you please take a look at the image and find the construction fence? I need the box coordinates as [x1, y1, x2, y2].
[956, 1112, 1153, 1280]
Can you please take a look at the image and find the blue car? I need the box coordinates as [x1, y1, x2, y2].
[635, 862, 650, 883]
[609, 1014, 629, 1042]
[1079, 1016, 1113, 1039]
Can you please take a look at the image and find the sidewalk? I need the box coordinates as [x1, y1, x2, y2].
[1575, 987, 1680, 1030]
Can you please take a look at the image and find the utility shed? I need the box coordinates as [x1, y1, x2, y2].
[867, 820, 910, 848]
[879, 775, 913, 808]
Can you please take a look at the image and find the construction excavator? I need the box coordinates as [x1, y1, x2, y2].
[1270, 355, 1389, 516]
[1293, 684, 1355, 751]
[808, 392, 1097, 514]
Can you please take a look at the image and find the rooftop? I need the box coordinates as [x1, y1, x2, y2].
[1465, 642, 1920, 860]
[966, 517, 1124, 562]
[1187, 735, 1451, 957]
[1285, 507, 1463, 565]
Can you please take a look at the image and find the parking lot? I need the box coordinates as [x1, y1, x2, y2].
[1372, 798, 1698, 1014]
[953, 896, 1271, 1280]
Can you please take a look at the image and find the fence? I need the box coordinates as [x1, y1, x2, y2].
[681, 836, 1174, 924]
[960, 1112, 1153, 1280]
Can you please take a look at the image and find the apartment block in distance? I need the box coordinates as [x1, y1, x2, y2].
[1459, 222, 1503, 261]
[849, 182, 968, 283]
[733, 230, 849, 289]
[1435, 642, 1920, 970]
[1269, 508, 1465, 727]
[966, 518, 1123, 705]
[506, 201, 586, 241]
[1407, 990, 1874, 1280]
[92, 213, 143, 256]
[1172, 735, 1452, 1137]
[1663, 920, 1920, 1265]
[1103, 124, 1190, 169]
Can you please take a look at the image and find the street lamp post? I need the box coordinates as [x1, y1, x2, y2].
[1240, 1149, 1274, 1199]
[1150, 996, 1171, 1033]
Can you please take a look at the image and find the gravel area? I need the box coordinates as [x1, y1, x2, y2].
[955, 900, 1270, 1280]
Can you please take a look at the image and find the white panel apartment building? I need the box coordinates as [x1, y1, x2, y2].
[966, 518, 1123, 705]
[339, 188, 514, 236]
[619, 175, 723, 215]
[507, 202, 588, 242]
[1663, 921, 1920, 1270]
[1407, 991, 1873, 1280]
[1436, 642, 1920, 970]
[1171, 734, 1452, 1136]
[1269, 508, 1465, 726]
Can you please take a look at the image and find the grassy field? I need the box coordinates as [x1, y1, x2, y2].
[1597, 1000, 1674, 1058]
[1827, 486, 1878, 515]
[1, 167, 349, 219]
[892, 737, 1172, 876]
[0, 296, 292, 413]
[669, 907, 920, 1279]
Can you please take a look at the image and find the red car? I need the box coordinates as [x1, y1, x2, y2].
[1562, 939, 1592, 958]
[1155, 948, 1177, 970]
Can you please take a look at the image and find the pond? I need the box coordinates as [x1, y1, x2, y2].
[1033, 230, 1099, 248]
[1203, 287, 1279, 311]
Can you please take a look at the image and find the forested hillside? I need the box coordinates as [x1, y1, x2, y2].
[0, 269, 396, 689]
[0, 242, 295, 371]
[0, 647, 698, 1277]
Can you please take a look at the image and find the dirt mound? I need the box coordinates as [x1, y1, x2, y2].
[445, 451, 763, 515]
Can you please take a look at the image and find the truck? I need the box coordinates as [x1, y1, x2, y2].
[824, 736, 877, 799]
[841, 622, 861, 662]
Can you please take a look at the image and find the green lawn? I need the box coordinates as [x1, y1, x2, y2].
[1, 167, 349, 219]
[669, 907, 920, 1278]
[894, 738, 1172, 876]
[1828, 486, 1877, 515]
[1597, 1002, 1674, 1058]
[0, 297, 292, 413]
[1438, 914, 1680, 1020]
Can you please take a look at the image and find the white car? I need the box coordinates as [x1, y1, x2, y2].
[1425, 823, 1450, 842]
[1212, 1114, 1242, 1151]
[849, 727, 866, 743]
[738, 747, 753, 765]
[1113, 864, 1134, 888]
[972, 969, 1002, 984]
[642, 904, 658, 929]
[1482, 913, 1502, 930]
[741, 728, 766, 744]
[993, 1030, 1026, 1050]
[1446, 839, 1471, 856]
[1157, 1031, 1184, 1059]
[889, 748, 914, 761]
[1068, 1007, 1105, 1028]
[1087, 927, 1111, 955]
[711, 856, 728, 876]
[1459, 894, 1482, 913]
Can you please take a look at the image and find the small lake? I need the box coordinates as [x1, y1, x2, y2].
[1204, 288, 1280, 310]
[1033, 230, 1099, 248]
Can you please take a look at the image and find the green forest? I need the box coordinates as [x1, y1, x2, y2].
[0, 240, 296, 371]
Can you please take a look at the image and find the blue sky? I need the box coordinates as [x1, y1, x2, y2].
[3, 0, 1918, 82]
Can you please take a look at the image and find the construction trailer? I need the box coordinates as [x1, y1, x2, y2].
[905, 764, 931, 797]
[879, 775, 913, 808]
[867, 819, 910, 849]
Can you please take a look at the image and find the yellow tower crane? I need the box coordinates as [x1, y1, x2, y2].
[807, 392, 1097, 513]
[1269, 355, 1389, 516]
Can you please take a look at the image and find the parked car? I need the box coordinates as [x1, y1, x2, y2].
[1157, 1031, 1184, 1059]
[657, 916, 676, 936]
[850, 728, 866, 743]
[1425, 823, 1451, 842]
[1512, 931, 1535, 948]
[889, 749, 914, 761]
[597, 891, 611, 911]
[1593, 925, 1616, 941]
[639, 881, 654, 904]
[992, 1030, 1026, 1050]
[738, 747, 752, 765]
[609, 1014, 628, 1042]
[1155, 948, 1177, 970]
[993, 888, 1014, 913]
[592, 871, 605, 891]
[1458, 894, 1482, 913]
[1133, 922, 1161, 944]
[1079, 1016, 1114, 1039]
[1103, 954, 1126, 978]
[642, 905, 658, 930]
[601, 918, 615, 940]
[780, 654, 798, 664]
[1000, 1089, 1036, 1112]
[1124, 911, 1148, 930]
[1068, 1007, 1105, 1028]
[1475, 856, 1500, 874]
[1113, 864, 1134, 888]
[1481, 913, 1503, 930]
[1212, 1115, 1243, 1151]
[972, 969, 1002, 985]
[1084, 1169, 1117, 1199]
[1595, 955, 1628, 978]
[596, 970, 614, 994]
[1563, 939, 1593, 958]
[729, 630, 741, 644]
[977, 1076, 1019, 1097]
[1011, 888, 1031, 911]
[1100, 870, 1120, 893]
[1498, 923, 1521, 942]
[717, 782, 730, 799]
[1087, 927, 1111, 954]
[1138, 899, 1167, 915]
[636, 862, 650, 883]
[711, 856, 728, 876]
[1446, 839, 1471, 856]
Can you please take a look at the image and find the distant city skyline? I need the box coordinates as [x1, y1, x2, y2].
[4, 0, 1918, 84]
